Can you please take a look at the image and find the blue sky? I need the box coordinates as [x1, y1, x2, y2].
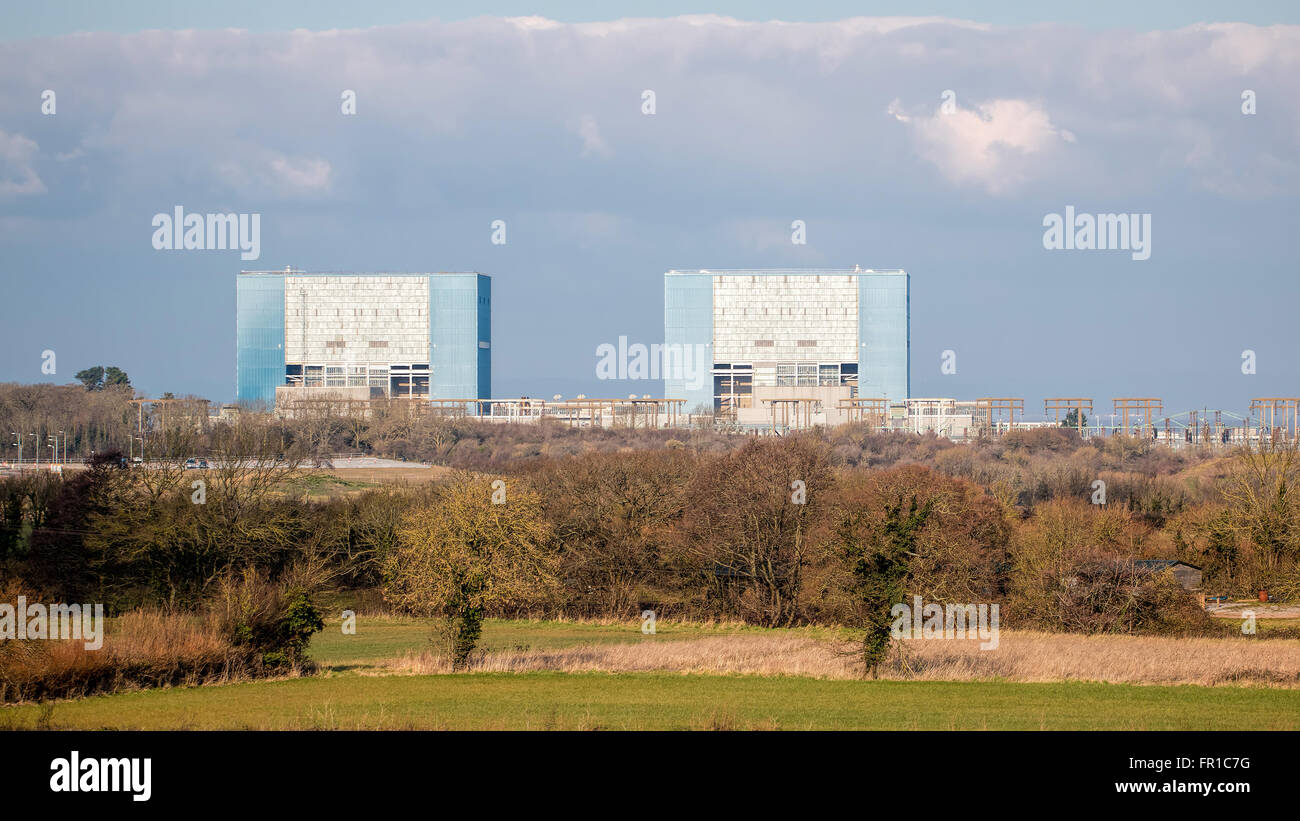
[4, 1, 1300, 37]
[0, 6, 1297, 415]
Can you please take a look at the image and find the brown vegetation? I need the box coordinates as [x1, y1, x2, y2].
[377, 630, 1300, 688]
[4, 392, 1300, 687]
[5, 427, 1296, 629]
[0, 609, 249, 703]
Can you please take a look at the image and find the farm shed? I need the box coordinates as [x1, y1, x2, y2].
[1133, 560, 1202, 591]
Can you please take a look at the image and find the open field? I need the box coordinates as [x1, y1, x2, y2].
[316, 466, 451, 485]
[310, 617, 841, 669]
[308, 616, 1300, 688]
[375, 632, 1300, 688]
[5, 673, 1300, 730]
[269, 466, 453, 497]
[6, 615, 1297, 730]
[271, 466, 454, 493]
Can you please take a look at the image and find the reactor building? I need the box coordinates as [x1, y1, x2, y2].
[663, 268, 909, 424]
[236, 269, 490, 407]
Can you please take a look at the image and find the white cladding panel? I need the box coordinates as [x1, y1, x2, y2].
[284, 276, 430, 363]
[712, 274, 859, 362]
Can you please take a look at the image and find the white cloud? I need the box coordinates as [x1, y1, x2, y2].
[269, 155, 332, 191]
[889, 97, 1075, 194]
[215, 151, 332, 198]
[506, 16, 563, 32]
[1197, 22, 1300, 74]
[577, 115, 612, 158]
[0, 131, 46, 198]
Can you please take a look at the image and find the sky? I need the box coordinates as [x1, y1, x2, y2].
[4, 1, 1300, 37]
[0, 4, 1297, 417]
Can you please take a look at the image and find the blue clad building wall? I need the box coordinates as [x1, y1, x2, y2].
[429, 273, 491, 401]
[663, 272, 714, 412]
[235, 273, 286, 404]
[477, 275, 492, 399]
[857, 271, 910, 402]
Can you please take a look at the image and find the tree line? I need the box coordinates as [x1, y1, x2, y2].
[6, 416, 1297, 674]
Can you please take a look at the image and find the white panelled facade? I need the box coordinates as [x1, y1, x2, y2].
[712, 273, 863, 415]
[284, 275, 429, 363]
[712, 274, 858, 363]
[282, 275, 431, 397]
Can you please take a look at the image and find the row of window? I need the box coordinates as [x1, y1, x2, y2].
[712, 362, 859, 411]
[284, 363, 431, 396]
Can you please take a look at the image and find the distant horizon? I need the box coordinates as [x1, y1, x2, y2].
[2, 374, 1286, 429]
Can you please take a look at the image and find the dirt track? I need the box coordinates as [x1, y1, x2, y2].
[1209, 602, 1300, 619]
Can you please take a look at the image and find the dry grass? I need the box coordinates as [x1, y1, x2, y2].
[376, 630, 1300, 688]
[108, 610, 233, 658]
[0, 610, 253, 703]
[325, 466, 452, 484]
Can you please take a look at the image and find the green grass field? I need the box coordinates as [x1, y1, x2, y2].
[5, 614, 1297, 730]
[5, 673, 1299, 730]
[310, 617, 842, 670]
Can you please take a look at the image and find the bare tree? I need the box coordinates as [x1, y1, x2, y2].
[676, 436, 832, 626]
[1219, 441, 1300, 574]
